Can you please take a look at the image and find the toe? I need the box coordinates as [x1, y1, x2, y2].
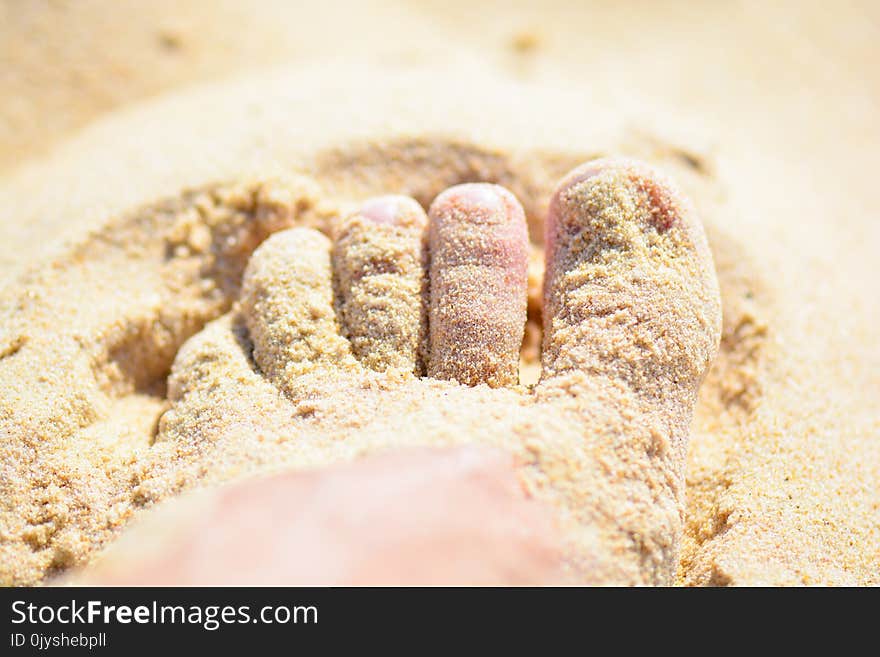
[333, 196, 428, 374]
[241, 228, 357, 394]
[427, 184, 529, 387]
[540, 158, 721, 406]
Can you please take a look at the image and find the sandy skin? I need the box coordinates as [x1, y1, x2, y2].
[75, 158, 720, 585]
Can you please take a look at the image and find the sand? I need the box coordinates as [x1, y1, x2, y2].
[0, 1, 878, 586]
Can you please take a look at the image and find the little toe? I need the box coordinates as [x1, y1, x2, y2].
[539, 158, 721, 407]
[241, 228, 358, 394]
[427, 184, 529, 388]
[333, 196, 428, 374]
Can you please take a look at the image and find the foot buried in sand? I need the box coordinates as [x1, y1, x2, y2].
[140, 157, 720, 585]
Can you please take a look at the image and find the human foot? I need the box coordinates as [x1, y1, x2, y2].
[144, 157, 720, 585]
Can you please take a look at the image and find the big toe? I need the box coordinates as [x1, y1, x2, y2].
[539, 158, 721, 409]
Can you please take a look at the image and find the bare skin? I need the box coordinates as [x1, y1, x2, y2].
[82, 158, 721, 585]
[89, 446, 566, 585]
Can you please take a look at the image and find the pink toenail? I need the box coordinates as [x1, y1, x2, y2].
[453, 184, 504, 213]
[430, 183, 517, 226]
[359, 196, 407, 225]
[358, 196, 427, 229]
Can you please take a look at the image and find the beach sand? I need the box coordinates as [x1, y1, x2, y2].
[0, 1, 877, 585]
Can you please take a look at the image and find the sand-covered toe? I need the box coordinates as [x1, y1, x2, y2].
[540, 158, 722, 413]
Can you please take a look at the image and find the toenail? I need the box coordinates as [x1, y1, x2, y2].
[455, 184, 503, 210]
[431, 184, 512, 224]
[359, 196, 405, 225]
[358, 196, 426, 228]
